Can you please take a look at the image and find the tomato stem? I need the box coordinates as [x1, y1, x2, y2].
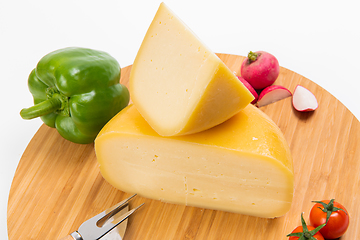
[312, 199, 347, 224]
[287, 213, 325, 239]
[304, 232, 312, 238]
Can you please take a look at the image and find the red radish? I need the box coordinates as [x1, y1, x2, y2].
[241, 51, 280, 90]
[256, 85, 292, 107]
[237, 76, 258, 104]
[292, 85, 318, 111]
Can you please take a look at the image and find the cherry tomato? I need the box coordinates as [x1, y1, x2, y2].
[287, 213, 325, 240]
[288, 226, 324, 240]
[310, 199, 349, 239]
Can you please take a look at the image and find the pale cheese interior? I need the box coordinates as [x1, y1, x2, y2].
[129, 3, 254, 136]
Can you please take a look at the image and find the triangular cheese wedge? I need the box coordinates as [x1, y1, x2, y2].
[129, 3, 254, 136]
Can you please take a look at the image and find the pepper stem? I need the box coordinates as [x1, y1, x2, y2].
[20, 93, 64, 120]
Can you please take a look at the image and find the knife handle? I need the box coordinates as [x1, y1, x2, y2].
[59, 231, 82, 240]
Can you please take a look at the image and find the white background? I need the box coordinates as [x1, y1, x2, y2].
[1, 0, 359, 238]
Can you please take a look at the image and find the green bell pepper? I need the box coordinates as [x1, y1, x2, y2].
[20, 47, 130, 144]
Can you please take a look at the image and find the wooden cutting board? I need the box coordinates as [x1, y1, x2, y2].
[7, 54, 360, 240]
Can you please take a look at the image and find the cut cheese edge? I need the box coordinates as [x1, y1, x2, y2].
[95, 104, 294, 218]
[129, 3, 254, 136]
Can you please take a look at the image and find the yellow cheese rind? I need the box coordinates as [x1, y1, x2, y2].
[95, 104, 294, 218]
[129, 3, 254, 136]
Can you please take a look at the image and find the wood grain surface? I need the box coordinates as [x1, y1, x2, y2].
[7, 54, 360, 239]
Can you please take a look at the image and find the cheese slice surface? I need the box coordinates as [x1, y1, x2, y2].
[129, 3, 254, 136]
[95, 104, 294, 218]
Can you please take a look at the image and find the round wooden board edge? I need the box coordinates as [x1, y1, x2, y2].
[7, 53, 360, 240]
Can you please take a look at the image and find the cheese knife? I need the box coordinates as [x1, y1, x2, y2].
[60, 194, 144, 240]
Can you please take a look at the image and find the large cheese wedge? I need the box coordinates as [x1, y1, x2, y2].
[129, 3, 254, 136]
[95, 104, 294, 218]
